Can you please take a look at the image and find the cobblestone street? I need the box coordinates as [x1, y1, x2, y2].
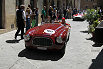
[0, 19, 102, 69]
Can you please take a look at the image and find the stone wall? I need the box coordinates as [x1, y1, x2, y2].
[24, 0, 30, 10]
[80, 0, 97, 10]
[5, 0, 16, 32]
[37, 0, 43, 24]
[1, 0, 30, 34]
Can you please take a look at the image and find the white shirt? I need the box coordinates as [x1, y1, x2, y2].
[22, 11, 26, 21]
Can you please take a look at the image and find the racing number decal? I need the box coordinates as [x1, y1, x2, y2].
[44, 29, 55, 34]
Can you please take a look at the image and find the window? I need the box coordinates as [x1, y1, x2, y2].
[0, 0, 2, 29]
[91, 0, 94, 2]
[16, 0, 24, 6]
[85, 6, 88, 8]
[30, 0, 34, 10]
[85, 0, 88, 2]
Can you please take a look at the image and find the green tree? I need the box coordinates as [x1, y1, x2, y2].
[85, 9, 100, 25]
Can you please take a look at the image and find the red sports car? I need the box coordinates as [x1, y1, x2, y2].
[24, 23, 71, 54]
[73, 12, 85, 21]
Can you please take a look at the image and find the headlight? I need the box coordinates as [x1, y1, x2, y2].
[24, 34, 30, 41]
[56, 37, 63, 43]
[73, 16, 75, 18]
[80, 16, 83, 18]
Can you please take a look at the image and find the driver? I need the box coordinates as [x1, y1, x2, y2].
[60, 17, 71, 27]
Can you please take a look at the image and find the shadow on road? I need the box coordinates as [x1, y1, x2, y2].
[80, 30, 88, 33]
[6, 39, 23, 43]
[6, 39, 20, 43]
[86, 37, 93, 41]
[92, 43, 102, 47]
[86, 37, 103, 47]
[89, 49, 103, 69]
[72, 20, 85, 21]
[18, 49, 64, 61]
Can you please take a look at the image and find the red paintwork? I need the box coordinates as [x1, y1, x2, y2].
[73, 13, 84, 17]
[25, 23, 71, 50]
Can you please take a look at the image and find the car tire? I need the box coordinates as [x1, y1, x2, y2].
[73, 19, 75, 21]
[58, 42, 66, 55]
[25, 44, 32, 50]
[67, 33, 70, 42]
[82, 19, 84, 21]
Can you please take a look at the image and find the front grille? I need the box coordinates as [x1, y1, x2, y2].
[33, 37, 53, 46]
[75, 17, 80, 19]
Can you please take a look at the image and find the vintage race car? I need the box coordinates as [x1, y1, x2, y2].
[73, 13, 84, 21]
[24, 23, 71, 54]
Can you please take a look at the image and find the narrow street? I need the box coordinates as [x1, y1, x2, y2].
[0, 19, 102, 69]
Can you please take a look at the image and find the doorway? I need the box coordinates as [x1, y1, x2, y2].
[30, 0, 34, 10]
[0, 0, 2, 29]
[16, 0, 24, 6]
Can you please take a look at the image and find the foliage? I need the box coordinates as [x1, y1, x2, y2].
[88, 19, 100, 33]
[85, 9, 100, 25]
[84, 9, 101, 33]
[93, 20, 100, 28]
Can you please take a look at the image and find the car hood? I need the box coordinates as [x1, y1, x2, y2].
[73, 13, 84, 17]
[26, 23, 66, 37]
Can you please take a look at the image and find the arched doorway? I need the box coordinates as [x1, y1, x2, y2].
[0, 0, 2, 29]
[16, 0, 24, 6]
[30, 0, 34, 10]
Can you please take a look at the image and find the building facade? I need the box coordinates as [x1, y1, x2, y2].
[80, 0, 97, 10]
[0, 0, 30, 34]
[73, 0, 98, 10]
[0, 0, 71, 34]
[97, 0, 103, 9]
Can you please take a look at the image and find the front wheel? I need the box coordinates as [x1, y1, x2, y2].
[58, 42, 66, 55]
[25, 44, 32, 50]
[67, 33, 70, 42]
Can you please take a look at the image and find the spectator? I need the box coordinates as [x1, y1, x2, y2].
[16, 6, 19, 11]
[41, 6, 46, 22]
[58, 8, 62, 19]
[53, 8, 56, 21]
[63, 9, 67, 18]
[28, 4, 32, 15]
[35, 8, 39, 26]
[48, 6, 53, 22]
[73, 8, 77, 15]
[26, 7, 31, 31]
[67, 8, 72, 19]
[15, 5, 26, 39]
[31, 8, 36, 28]
[27, 4, 32, 27]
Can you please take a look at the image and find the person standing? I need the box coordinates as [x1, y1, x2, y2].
[63, 9, 67, 18]
[41, 6, 46, 23]
[31, 8, 36, 28]
[16, 6, 19, 12]
[28, 4, 32, 14]
[35, 8, 39, 26]
[53, 8, 56, 21]
[48, 6, 53, 22]
[15, 5, 26, 39]
[67, 8, 72, 19]
[26, 7, 31, 31]
[28, 4, 32, 24]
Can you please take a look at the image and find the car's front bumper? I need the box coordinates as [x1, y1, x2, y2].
[25, 38, 65, 50]
[73, 17, 84, 20]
